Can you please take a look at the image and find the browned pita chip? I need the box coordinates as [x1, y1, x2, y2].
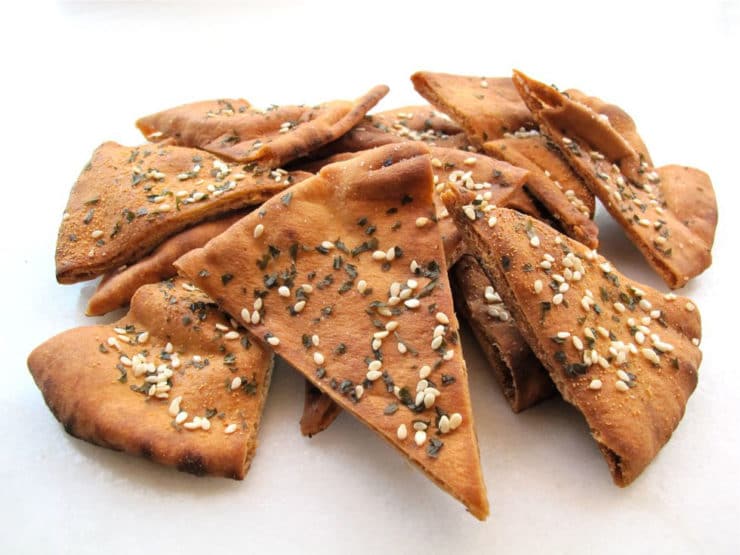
[484, 133, 599, 247]
[28, 278, 273, 479]
[56, 141, 308, 284]
[443, 191, 702, 486]
[411, 71, 535, 145]
[300, 381, 343, 437]
[136, 86, 388, 168]
[86, 213, 246, 316]
[175, 142, 489, 519]
[512, 70, 718, 288]
[452, 255, 555, 412]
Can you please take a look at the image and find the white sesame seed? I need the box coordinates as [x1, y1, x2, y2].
[267, 336, 280, 346]
[410, 260, 419, 273]
[278, 286, 290, 297]
[253, 224, 264, 238]
[464, 156, 477, 165]
[175, 411, 188, 424]
[224, 423, 237, 434]
[435, 312, 450, 325]
[251, 310, 260, 325]
[397, 342, 407, 354]
[443, 349, 454, 361]
[423, 392, 435, 408]
[415, 217, 431, 228]
[641, 348, 660, 364]
[386, 247, 396, 261]
[137, 332, 149, 344]
[293, 300, 306, 313]
[559, 283, 570, 293]
[449, 413, 463, 430]
[414, 430, 427, 446]
[313, 352, 325, 365]
[639, 299, 652, 311]
[613, 302, 626, 313]
[365, 369, 382, 381]
[463, 205, 476, 220]
[615, 380, 629, 392]
[407, 279, 418, 290]
[598, 356, 610, 368]
[588, 379, 602, 390]
[540, 260, 552, 270]
[397, 424, 408, 440]
[418, 365, 432, 379]
[201, 418, 211, 431]
[231, 376, 242, 390]
[415, 391, 425, 406]
[168, 396, 183, 417]
[533, 279, 543, 294]
[553, 293, 564, 305]
[368, 360, 382, 372]
[91, 229, 104, 239]
[433, 325, 446, 338]
[254, 298, 263, 310]
[635, 331, 645, 344]
[480, 80, 489, 88]
[557, 331, 571, 339]
[431, 336, 444, 350]
[664, 293, 677, 301]
[572, 336, 584, 351]
[224, 331, 240, 340]
[215, 323, 229, 332]
[404, 298, 421, 309]
[372, 250, 387, 261]
[616, 369, 630, 382]
[685, 302, 696, 312]
[530, 235, 540, 248]
[488, 216, 497, 227]
[321, 240, 335, 250]
[692, 337, 700, 346]
[372, 338, 382, 350]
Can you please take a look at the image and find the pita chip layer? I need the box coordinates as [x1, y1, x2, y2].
[175, 142, 489, 519]
[28, 278, 274, 479]
[137, 86, 388, 169]
[452, 255, 555, 412]
[56, 141, 308, 284]
[443, 191, 702, 486]
[513, 70, 717, 288]
[87, 212, 246, 316]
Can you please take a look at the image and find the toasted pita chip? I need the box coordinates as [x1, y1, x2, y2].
[484, 133, 599, 247]
[86, 213, 246, 316]
[512, 70, 717, 288]
[452, 255, 555, 412]
[136, 86, 388, 168]
[28, 278, 274, 479]
[443, 190, 702, 486]
[411, 72, 535, 146]
[175, 143, 489, 519]
[56, 141, 308, 284]
[300, 381, 343, 437]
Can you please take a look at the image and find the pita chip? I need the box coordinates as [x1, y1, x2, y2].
[28, 277, 274, 479]
[512, 70, 718, 288]
[175, 142, 489, 519]
[452, 255, 555, 412]
[411, 71, 535, 145]
[443, 190, 702, 486]
[300, 381, 343, 437]
[136, 86, 388, 169]
[56, 141, 308, 283]
[86, 212, 246, 316]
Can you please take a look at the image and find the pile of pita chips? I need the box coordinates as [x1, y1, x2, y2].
[28, 278, 274, 479]
[56, 141, 308, 283]
[443, 188, 702, 485]
[175, 142, 489, 519]
[87, 212, 245, 316]
[137, 86, 388, 169]
[513, 70, 718, 288]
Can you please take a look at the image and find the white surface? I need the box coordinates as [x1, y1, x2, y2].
[1, 1, 738, 553]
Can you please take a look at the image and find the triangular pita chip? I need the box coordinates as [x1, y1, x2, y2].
[512, 70, 718, 288]
[136, 86, 388, 168]
[175, 143, 489, 519]
[56, 141, 308, 283]
[28, 277, 274, 479]
[452, 255, 555, 412]
[411, 71, 535, 145]
[443, 190, 702, 485]
[86, 212, 245, 316]
[300, 381, 343, 437]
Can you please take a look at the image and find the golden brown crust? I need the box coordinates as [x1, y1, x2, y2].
[136, 86, 388, 168]
[484, 135, 599, 247]
[175, 142, 488, 519]
[512, 70, 717, 288]
[28, 278, 274, 479]
[86, 213, 246, 316]
[411, 72, 535, 145]
[55, 141, 308, 284]
[300, 381, 343, 437]
[443, 191, 702, 486]
[452, 255, 555, 412]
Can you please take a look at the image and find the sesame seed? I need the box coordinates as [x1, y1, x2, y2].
[641, 348, 660, 364]
[572, 336, 584, 350]
[321, 240, 335, 250]
[433, 325, 446, 338]
[639, 299, 652, 311]
[615, 380, 629, 392]
[463, 205, 476, 220]
[410, 260, 419, 273]
[464, 156, 477, 165]
[91, 229, 103, 239]
[431, 336, 444, 350]
[356, 280, 368, 294]
[650, 310, 661, 319]
[487, 216, 498, 227]
[557, 331, 571, 339]
[368, 360, 382, 372]
[407, 279, 418, 289]
[224, 331, 240, 340]
[419, 365, 431, 379]
[372, 250, 387, 261]
[530, 235, 540, 247]
[540, 260, 552, 270]
[251, 310, 260, 325]
[443, 349, 454, 361]
[201, 418, 211, 431]
[431, 157, 442, 168]
[175, 411, 188, 424]
[385, 320, 399, 331]
[664, 293, 677, 301]
[386, 247, 396, 261]
[397, 342, 407, 354]
[399, 288, 412, 300]
[168, 396, 183, 417]
[372, 338, 382, 350]
[423, 392, 436, 408]
[534, 279, 543, 294]
[685, 302, 696, 312]
[231, 376, 242, 390]
[553, 293, 564, 305]
[253, 224, 264, 238]
[374, 330, 390, 339]
[313, 352, 325, 365]
[588, 379, 602, 390]
[224, 424, 237, 434]
[597, 326, 609, 338]
[480, 80, 489, 88]
[278, 286, 290, 297]
[254, 298, 263, 310]
[692, 337, 700, 346]
[404, 298, 421, 309]
[635, 331, 645, 344]
[267, 336, 280, 346]
[414, 430, 427, 446]
[415, 217, 431, 228]
[616, 369, 630, 382]
[366, 369, 382, 381]
[559, 283, 570, 293]
[598, 356, 610, 368]
[293, 300, 306, 313]
[215, 323, 229, 332]
[397, 424, 408, 440]
[613, 302, 626, 313]
[449, 413, 463, 430]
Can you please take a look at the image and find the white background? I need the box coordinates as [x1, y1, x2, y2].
[1, 1, 738, 553]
